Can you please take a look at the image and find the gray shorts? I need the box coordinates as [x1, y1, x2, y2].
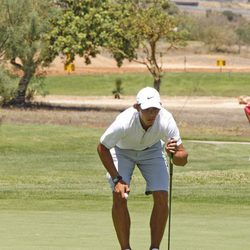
[108, 141, 169, 194]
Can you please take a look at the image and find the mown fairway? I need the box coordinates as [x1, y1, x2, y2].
[44, 72, 250, 97]
[0, 123, 249, 249]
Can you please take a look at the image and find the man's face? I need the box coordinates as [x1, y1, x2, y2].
[139, 107, 160, 129]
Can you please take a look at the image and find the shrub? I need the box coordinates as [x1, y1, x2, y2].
[112, 78, 124, 99]
[0, 67, 16, 106]
[26, 74, 48, 101]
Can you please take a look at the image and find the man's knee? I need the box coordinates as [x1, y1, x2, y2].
[113, 192, 127, 209]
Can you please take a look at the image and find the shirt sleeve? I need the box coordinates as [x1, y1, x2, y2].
[165, 115, 182, 146]
[100, 118, 125, 149]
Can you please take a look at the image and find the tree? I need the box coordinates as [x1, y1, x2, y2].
[236, 22, 250, 50]
[222, 10, 241, 22]
[0, 10, 8, 59]
[188, 12, 237, 52]
[49, 0, 187, 92]
[105, 0, 187, 91]
[0, 0, 56, 106]
[47, 0, 109, 65]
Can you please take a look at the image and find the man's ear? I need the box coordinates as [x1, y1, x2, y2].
[133, 103, 140, 111]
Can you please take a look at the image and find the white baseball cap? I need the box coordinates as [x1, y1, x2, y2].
[136, 87, 161, 110]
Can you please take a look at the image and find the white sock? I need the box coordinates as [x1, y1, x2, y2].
[151, 248, 159, 250]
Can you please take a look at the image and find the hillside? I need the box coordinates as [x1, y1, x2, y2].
[172, 0, 250, 18]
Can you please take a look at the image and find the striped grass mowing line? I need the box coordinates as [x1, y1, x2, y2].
[174, 169, 250, 185]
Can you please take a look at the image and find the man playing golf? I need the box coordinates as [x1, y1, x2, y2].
[97, 87, 188, 250]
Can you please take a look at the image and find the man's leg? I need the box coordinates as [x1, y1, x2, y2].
[150, 191, 168, 250]
[112, 192, 131, 250]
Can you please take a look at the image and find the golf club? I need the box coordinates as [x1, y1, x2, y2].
[168, 153, 173, 250]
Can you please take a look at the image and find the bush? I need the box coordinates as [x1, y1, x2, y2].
[0, 67, 16, 106]
[26, 74, 48, 101]
[112, 78, 123, 99]
[187, 13, 238, 52]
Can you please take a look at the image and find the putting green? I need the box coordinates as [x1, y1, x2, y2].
[0, 202, 249, 250]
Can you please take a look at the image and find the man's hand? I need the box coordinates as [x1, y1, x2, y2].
[166, 139, 177, 155]
[165, 139, 188, 166]
[114, 180, 130, 199]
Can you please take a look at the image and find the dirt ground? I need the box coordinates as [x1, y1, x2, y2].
[45, 51, 250, 75]
[1, 95, 249, 140]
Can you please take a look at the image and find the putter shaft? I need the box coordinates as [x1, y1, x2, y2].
[168, 154, 173, 250]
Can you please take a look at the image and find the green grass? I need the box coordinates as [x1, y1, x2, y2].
[181, 127, 250, 142]
[0, 123, 250, 249]
[0, 204, 250, 250]
[1, 123, 249, 204]
[44, 72, 250, 97]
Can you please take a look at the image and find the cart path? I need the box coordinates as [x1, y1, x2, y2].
[34, 95, 243, 110]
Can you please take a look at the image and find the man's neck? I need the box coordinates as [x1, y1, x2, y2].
[139, 115, 150, 131]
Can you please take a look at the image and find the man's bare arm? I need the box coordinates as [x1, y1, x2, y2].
[165, 140, 188, 166]
[97, 143, 130, 197]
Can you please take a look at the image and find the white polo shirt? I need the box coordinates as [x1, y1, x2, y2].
[100, 107, 182, 150]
